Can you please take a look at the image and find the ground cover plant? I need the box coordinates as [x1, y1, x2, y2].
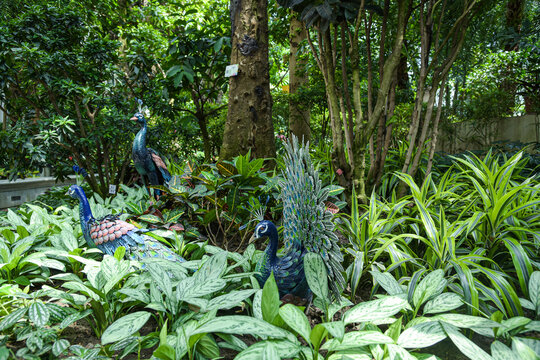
[1, 148, 539, 360]
[1, 0, 539, 358]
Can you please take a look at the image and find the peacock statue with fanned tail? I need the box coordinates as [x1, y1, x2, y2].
[131, 100, 171, 199]
[67, 185, 185, 263]
[250, 136, 345, 302]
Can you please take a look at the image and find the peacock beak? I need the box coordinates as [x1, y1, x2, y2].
[248, 233, 257, 244]
[130, 116, 138, 121]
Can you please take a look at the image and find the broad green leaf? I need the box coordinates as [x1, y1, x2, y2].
[343, 296, 410, 325]
[253, 289, 263, 319]
[500, 317, 530, 334]
[304, 252, 329, 300]
[491, 341, 518, 360]
[525, 320, 540, 332]
[177, 277, 226, 300]
[327, 350, 372, 360]
[279, 304, 311, 344]
[195, 251, 227, 282]
[207, 289, 257, 311]
[529, 271, 540, 314]
[423, 293, 463, 314]
[59, 309, 92, 329]
[513, 337, 540, 359]
[147, 262, 172, 299]
[370, 270, 403, 296]
[328, 297, 354, 320]
[262, 273, 281, 324]
[321, 330, 394, 351]
[234, 340, 302, 360]
[503, 237, 533, 297]
[322, 321, 344, 342]
[441, 321, 492, 360]
[310, 324, 328, 350]
[397, 320, 446, 348]
[192, 316, 294, 341]
[62, 281, 101, 301]
[436, 313, 500, 329]
[386, 344, 417, 360]
[512, 338, 540, 360]
[197, 334, 220, 359]
[52, 339, 70, 356]
[28, 301, 49, 327]
[262, 341, 279, 360]
[0, 307, 27, 331]
[25, 256, 65, 271]
[413, 269, 445, 307]
[138, 214, 162, 224]
[114, 246, 126, 261]
[102, 311, 151, 344]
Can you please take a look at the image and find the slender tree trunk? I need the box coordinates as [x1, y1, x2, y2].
[221, 0, 275, 160]
[397, 0, 479, 197]
[351, 0, 411, 202]
[426, 80, 446, 175]
[288, 14, 310, 142]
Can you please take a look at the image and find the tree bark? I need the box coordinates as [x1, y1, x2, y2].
[288, 14, 311, 142]
[221, 0, 276, 160]
[397, 0, 479, 197]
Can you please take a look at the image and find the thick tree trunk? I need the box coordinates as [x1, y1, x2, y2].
[289, 15, 310, 142]
[221, 0, 275, 160]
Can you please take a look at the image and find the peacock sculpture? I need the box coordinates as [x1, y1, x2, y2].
[131, 101, 171, 198]
[67, 185, 184, 263]
[251, 136, 345, 301]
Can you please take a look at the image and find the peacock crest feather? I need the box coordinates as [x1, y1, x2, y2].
[252, 135, 345, 301]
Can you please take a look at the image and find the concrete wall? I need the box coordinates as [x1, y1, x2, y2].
[437, 114, 540, 153]
[0, 176, 76, 209]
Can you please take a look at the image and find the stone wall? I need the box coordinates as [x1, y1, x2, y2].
[0, 176, 76, 209]
[437, 114, 540, 153]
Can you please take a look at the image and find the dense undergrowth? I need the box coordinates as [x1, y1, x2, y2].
[0, 149, 539, 360]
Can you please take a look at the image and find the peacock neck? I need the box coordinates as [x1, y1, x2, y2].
[77, 194, 94, 224]
[133, 122, 147, 153]
[263, 224, 279, 264]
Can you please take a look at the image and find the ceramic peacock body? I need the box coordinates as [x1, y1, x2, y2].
[67, 185, 184, 263]
[251, 136, 345, 300]
[131, 111, 171, 198]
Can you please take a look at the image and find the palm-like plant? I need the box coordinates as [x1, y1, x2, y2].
[394, 150, 540, 318]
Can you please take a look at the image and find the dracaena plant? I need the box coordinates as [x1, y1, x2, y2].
[450, 151, 540, 294]
[338, 189, 413, 299]
[395, 170, 536, 318]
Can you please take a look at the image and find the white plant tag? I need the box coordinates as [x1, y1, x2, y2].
[225, 64, 239, 77]
[109, 184, 117, 194]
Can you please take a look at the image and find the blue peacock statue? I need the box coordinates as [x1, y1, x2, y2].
[251, 136, 345, 301]
[67, 185, 184, 263]
[131, 102, 171, 198]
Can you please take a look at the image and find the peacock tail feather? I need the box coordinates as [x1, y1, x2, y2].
[280, 135, 345, 300]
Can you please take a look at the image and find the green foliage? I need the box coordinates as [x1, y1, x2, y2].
[145, 152, 277, 250]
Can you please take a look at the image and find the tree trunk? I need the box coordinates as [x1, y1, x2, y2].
[221, 0, 275, 160]
[397, 0, 479, 198]
[289, 14, 310, 142]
